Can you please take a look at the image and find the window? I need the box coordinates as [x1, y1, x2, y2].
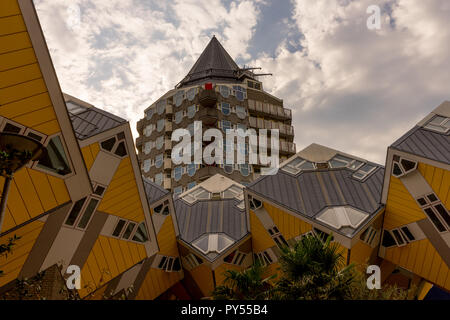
[353, 163, 377, 180]
[222, 185, 243, 199]
[157, 256, 180, 272]
[282, 157, 315, 175]
[360, 226, 378, 246]
[3, 122, 23, 134]
[146, 108, 154, 120]
[424, 115, 450, 133]
[156, 136, 164, 150]
[184, 253, 203, 269]
[381, 230, 396, 247]
[144, 141, 152, 154]
[143, 159, 151, 172]
[112, 219, 127, 237]
[248, 196, 262, 210]
[187, 163, 196, 177]
[157, 119, 165, 132]
[187, 105, 197, 118]
[155, 173, 163, 186]
[317, 206, 368, 230]
[155, 154, 163, 168]
[392, 157, 417, 178]
[122, 222, 136, 240]
[237, 123, 247, 131]
[144, 124, 154, 137]
[156, 99, 166, 115]
[65, 198, 87, 226]
[173, 186, 183, 197]
[219, 85, 230, 98]
[255, 250, 273, 266]
[192, 233, 234, 255]
[221, 102, 231, 115]
[235, 105, 246, 119]
[182, 187, 211, 204]
[174, 91, 184, 107]
[221, 120, 232, 132]
[268, 226, 289, 249]
[233, 86, 246, 101]
[187, 88, 197, 101]
[187, 182, 196, 190]
[239, 163, 250, 177]
[329, 155, 363, 170]
[100, 133, 127, 158]
[387, 226, 418, 247]
[77, 198, 99, 229]
[174, 110, 183, 124]
[37, 135, 71, 176]
[66, 102, 87, 115]
[93, 185, 106, 197]
[224, 250, 246, 265]
[132, 222, 149, 242]
[173, 166, 183, 181]
[154, 200, 170, 215]
[416, 193, 449, 232]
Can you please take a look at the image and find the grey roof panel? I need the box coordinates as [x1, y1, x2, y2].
[142, 177, 169, 204]
[69, 106, 126, 140]
[178, 36, 242, 88]
[391, 126, 450, 164]
[248, 166, 385, 237]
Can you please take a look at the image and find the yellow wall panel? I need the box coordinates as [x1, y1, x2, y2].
[27, 169, 57, 212]
[0, 77, 46, 105]
[0, 47, 37, 72]
[419, 163, 449, 208]
[81, 145, 94, 171]
[0, 92, 50, 119]
[10, 168, 43, 217]
[0, 14, 26, 36]
[350, 240, 375, 266]
[0, 63, 41, 89]
[264, 202, 311, 241]
[0, 32, 31, 55]
[385, 239, 450, 291]
[1, 208, 16, 233]
[32, 119, 60, 135]
[107, 238, 127, 274]
[0, 0, 21, 17]
[0, 220, 44, 287]
[47, 175, 70, 205]
[135, 268, 182, 300]
[5, 179, 30, 226]
[214, 263, 243, 287]
[12, 105, 57, 129]
[188, 264, 214, 297]
[157, 216, 178, 257]
[249, 210, 275, 252]
[97, 236, 119, 279]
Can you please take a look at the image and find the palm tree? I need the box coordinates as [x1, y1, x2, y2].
[273, 232, 354, 300]
[212, 260, 276, 300]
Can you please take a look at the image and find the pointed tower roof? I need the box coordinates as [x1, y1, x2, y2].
[177, 36, 245, 88]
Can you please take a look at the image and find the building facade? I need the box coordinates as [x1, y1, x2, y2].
[136, 36, 296, 196]
[0, 0, 448, 300]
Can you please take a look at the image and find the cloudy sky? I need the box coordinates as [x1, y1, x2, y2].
[34, 0, 450, 164]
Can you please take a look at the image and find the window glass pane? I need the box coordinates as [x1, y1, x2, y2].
[235, 105, 246, 119]
[428, 115, 446, 126]
[173, 186, 183, 197]
[114, 141, 127, 157]
[187, 88, 196, 101]
[66, 102, 87, 115]
[424, 208, 446, 232]
[156, 99, 166, 114]
[146, 108, 154, 120]
[155, 173, 163, 186]
[101, 137, 116, 151]
[401, 227, 415, 241]
[187, 105, 196, 118]
[174, 111, 183, 124]
[157, 119, 164, 132]
[434, 204, 450, 227]
[240, 164, 250, 176]
[155, 154, 163, 168]
[143, 159, 151, 172]
[187, 163, 196, 177]
[65, 198, 86, 226]
[174, 166, 183, 181]
[132, 223, 149, 242]
[174, 91, 184, 107]
[193, 235, 209, 253]
[94, 185, 105, 196]
[298, 161, 314, 170]
[38, 136, 72, 176]
[112, 219, 126, 237]
[217, 234, 233, 252]
[3, 123, 22, 133]
[221, 102, 230, 115]
[156, 136, 164, 149]
[122, 222, 136, 239]
[219, 86, 230, 98]
[77, 198, 99, 229]
[392, 229, 404, 245]
[348, 160, 363, 170]
[382, 230, 396, 247]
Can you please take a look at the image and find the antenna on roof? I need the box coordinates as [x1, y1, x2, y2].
[253, 73, 273, 77]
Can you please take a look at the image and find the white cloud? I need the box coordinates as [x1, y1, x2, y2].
[252, 0, 450, 163]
